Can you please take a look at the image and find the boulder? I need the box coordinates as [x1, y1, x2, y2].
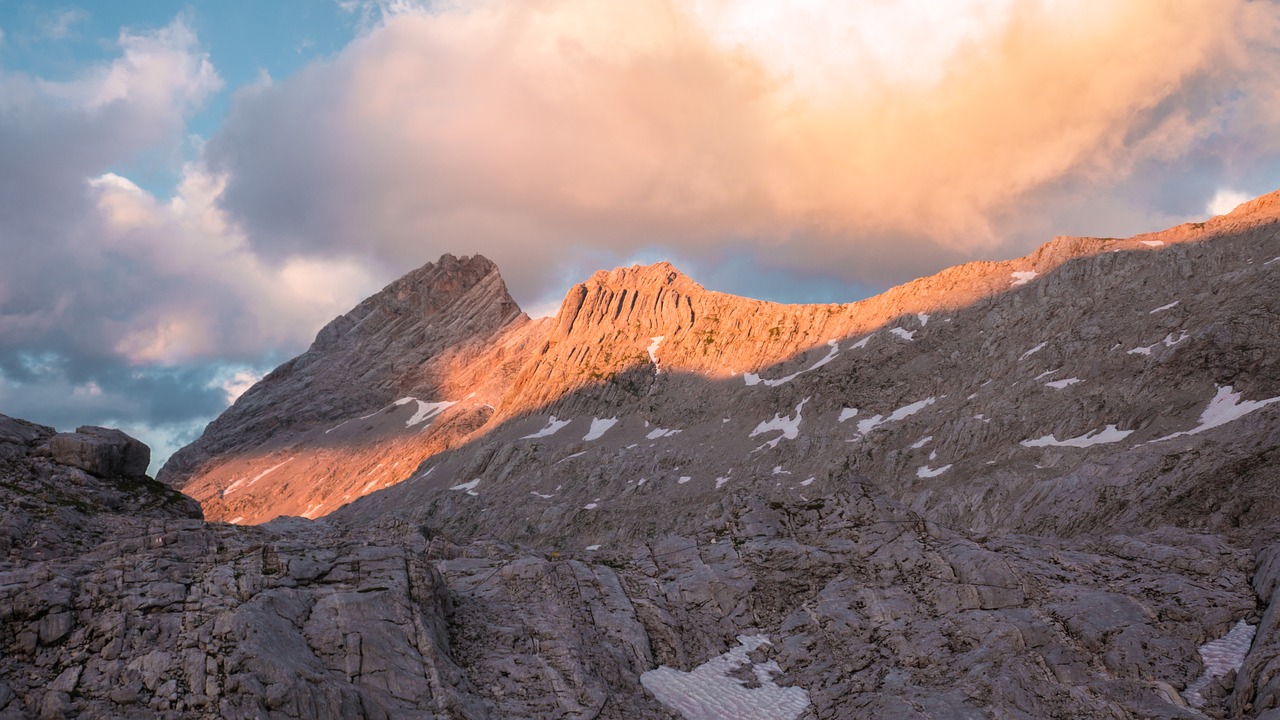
[49, 426, 150, 478]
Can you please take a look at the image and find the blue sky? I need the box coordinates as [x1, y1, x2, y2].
[1, 0, 1278, 469]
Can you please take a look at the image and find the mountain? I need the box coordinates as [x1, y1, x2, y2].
[2, 191, 1280, 718]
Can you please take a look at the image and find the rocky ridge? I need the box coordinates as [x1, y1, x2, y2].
[2, 191, 1280, 717]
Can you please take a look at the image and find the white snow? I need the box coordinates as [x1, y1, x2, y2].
[522, 416, 572, 439]
[584, 499, 600, 510]
[678, 476, 692, 484]
[1020, 342, 1047, 360]
[585, 544, 602, 551]
[856, 396, 939, 436]
[910, 436, 933, 449]
[1183, 621, 1256, 707]
[1020, 424, 1133, 448]
[771, 466, 791, 475]
[648, 336, 665, 368]
[647, 427, 682, 439]
[917, 313, 930, 326]
[917, 464, 952, 478]
[1154, 385, 1280, 441]
[395, 397, 457, 427]
[359, 479, 380, 495]
[450, 479, 482, 495]
[837, 408, 859, 423]
[1010, 270, 1039, 286]
[1128, 344, 1154, 356]
[1149, 301, 1180, 314]
[583, 417, 618, 441]
[800, 477, 814, 486]
[715, 475, 732, 489]
[223, 456, 294, 496]
[301, 502, 324, 519]
[750, 398, 809, 450]
[743, 340, 839, 387]
[851, 335, 872, 349]
[1045, 378, 1081, 389]
[890, 327, 916, 341]
[640, 635, 810, 720]
[1163, 331, 1189, 347]
[1035, 369, 1060, 380]
[556, 451, 587, 464]
[530, 491, 555, 499]
[1140, 240, 1165, 247]
[1265, 256, 1280, 266]
[228, 516, 245, 524]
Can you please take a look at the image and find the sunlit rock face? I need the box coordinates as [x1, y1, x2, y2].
[2, 190, 1280, 718]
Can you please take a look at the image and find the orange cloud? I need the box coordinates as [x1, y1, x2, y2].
[211, 0, 1280, 297]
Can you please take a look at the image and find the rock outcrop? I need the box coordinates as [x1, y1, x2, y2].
[48, 426, 150, 478]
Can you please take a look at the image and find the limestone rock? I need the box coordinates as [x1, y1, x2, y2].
[49, 426, 150, 478]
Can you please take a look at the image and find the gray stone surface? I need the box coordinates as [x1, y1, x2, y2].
[5, 191, 1280, 717]
[48, 425, 150, 478]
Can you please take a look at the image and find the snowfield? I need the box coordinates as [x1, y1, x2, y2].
[640, 635, 810, 720]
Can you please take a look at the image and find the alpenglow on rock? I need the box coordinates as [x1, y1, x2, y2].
[3, 189, 1280, 718]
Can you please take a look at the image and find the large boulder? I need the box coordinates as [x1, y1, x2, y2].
[48, 426, 150, 478]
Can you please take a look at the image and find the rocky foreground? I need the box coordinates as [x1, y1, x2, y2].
[3, 191, 1280, 718]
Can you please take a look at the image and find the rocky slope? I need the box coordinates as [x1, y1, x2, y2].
[3, 190, 1280, 718]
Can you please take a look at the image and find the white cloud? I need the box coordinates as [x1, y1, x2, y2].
[1206, 188, 1251, 217]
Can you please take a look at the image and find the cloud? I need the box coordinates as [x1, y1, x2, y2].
[0, 18, 380, 462]
[41, 8, 89, 40]
[206, 0, 1280, 302]
[1206, 189, 1252, 218]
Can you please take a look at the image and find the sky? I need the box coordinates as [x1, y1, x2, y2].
[1, 0, 1279, 470]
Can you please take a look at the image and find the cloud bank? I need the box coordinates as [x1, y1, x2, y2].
[209, 0, 1280, 302]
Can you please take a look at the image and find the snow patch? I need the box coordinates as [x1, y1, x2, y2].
[647, 427, 682, 440]
[1140, 240, 1165, 247]
[640, 635, 810, 720]
[450, 478, 481, 495]
[750, 398, 809, 450]
[856, 396, 939, 436]
[715, 475, 732, 489]
[1183, 621, 1256, 707]
[917, 464, 952, 478]
[1010, 270, 1039, 286]
[890, 327, 915, 341]
[648, 336, 665, 369]
[1149, 301, 1179, 314]
[530, 491, 554, 499]
[523, 416, 571, 439]
[743, 340, 839, 387]
[910, 436, 933, 449]
[917, 313, 930, 326]
[223, 457, 294, 496]
[1021, 425, 1133, 448]
[800, 477, 814, 486]
[851, 335, 872, 349]
[1045, 378, 1081, 389]
[678, 476, 692, 484]
[583, 417, 618, 441]
[556, 451, 587, 464]
[1154, 385, 1280, 441]
[837, 408, 859, 423]
[1020, 342, 1047, 360]
[396, 397, 457, 427]
[584, 499, 600, 510]
[585, 544, 602, 551]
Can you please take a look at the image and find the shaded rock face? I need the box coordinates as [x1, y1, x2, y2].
[5, 190, 1280, 718]
[48, 426, 150, 478]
